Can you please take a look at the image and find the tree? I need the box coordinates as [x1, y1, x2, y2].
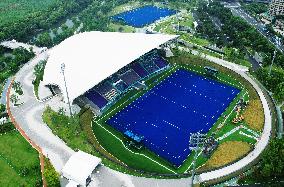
[0, 31, 5, 42]
[274, 82, 284, 101]
[12, 81, 23, 95]
[238, 138, 284, 185]
[34, 60, 46, 79]
[0, 104, 5, 113]
[10, 94, 19, 105]
[36, 32, 53, 48]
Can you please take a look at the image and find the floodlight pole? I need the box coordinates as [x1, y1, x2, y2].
[61, 63, 73, 117]
[189, 132, 206, 187]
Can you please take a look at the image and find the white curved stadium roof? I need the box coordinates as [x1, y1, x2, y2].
[42, 31, 177, 103]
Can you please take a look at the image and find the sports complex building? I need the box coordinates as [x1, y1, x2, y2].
[41, 30, 242, 168]
[37, 5, 269, 184]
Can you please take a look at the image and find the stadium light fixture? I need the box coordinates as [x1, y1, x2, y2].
[61, 63, 73, 117]
[189, 132, 206, 187]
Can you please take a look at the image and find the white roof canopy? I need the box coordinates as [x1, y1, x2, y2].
[42, 31, 177, 103]
[62, 151, 101, 186]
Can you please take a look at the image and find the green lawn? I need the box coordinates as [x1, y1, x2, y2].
[108, 1, 145, 16]
[0, 125, 42, 186]
[108, 23, 136, 33]
[0, 0, 57, 27]
[180, 34, 210, 46]
[153, 12, 194, 34]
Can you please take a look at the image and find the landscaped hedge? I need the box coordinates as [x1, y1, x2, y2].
[43, 157, 60, 187]
[0, 122, 14, 134]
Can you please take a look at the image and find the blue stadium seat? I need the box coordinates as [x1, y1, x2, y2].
[120, 69, 141, 86]
[131, 62, 148, 78]
[154, 56, 168, 68]
[85, 90, 108, 109]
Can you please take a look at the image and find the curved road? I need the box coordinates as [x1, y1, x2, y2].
[7, 42, 272, 186]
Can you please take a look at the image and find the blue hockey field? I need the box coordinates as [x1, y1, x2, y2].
[107, 69, 240, 167]
[112, 5, 177, 27]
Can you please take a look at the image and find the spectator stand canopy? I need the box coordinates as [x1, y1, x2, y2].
[42, 31, 178, 104]
[62, 151, 102, 186]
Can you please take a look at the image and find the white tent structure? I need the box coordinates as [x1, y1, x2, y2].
[42, 31, 177, 103]
[62, 151, 102, 186]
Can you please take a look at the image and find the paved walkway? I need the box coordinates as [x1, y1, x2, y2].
[6, 41, 272, 186]
[9, 52, 74, 171]
[0, 78, 11, 105]
[1, 40, 46, 55]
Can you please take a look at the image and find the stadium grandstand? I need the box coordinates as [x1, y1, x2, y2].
[41, 31, 177, 115]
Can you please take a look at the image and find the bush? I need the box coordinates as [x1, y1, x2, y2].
[238, 138, 284, 185]
[43, 158, 60, 187]
[0, 122, 14, 133]
[0, 104, 5, 113]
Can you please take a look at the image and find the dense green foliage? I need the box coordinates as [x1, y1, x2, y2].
[33, 60, 47, 98]
[0, 0, 94, 42]
[0, 104, 5, 114]
[243, 2, 268, 15]
[0, 0, 57, 26]
[195, 7, 224, 46]
[33, 0, 132, 47]
[238, 138, 284, 185]
[43, 158, 60, 187]
[42, 106, 96, 154]
[196, 2, 284, 67]
[255, 67, 284, 101]
[0, 122, 14, 134]
[0, 47, 34, 83]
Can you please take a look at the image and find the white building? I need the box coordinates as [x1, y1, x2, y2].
[41, 31, 177, 104]
[62, 151, 102, 186]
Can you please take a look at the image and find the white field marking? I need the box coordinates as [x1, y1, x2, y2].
[239, 131, 258, 140]
[99, 67, 177, 122]
[242, 126, 260, 137]
[217, 124, 259, 142]
[217, 126, 242, 141]
[95, 121, 177, 174]
[184, 151, 203, 172]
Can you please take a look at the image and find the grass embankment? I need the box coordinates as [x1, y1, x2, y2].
[42, 106, 94, 154]
[201, 141, 251, 169]
[0, 124, 42, 186]
[43, 106, 136, 176]
[108, 23, 135, 33]
[243, 99, 264, 131]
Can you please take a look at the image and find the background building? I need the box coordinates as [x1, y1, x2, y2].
[269, 0, 284, 16]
